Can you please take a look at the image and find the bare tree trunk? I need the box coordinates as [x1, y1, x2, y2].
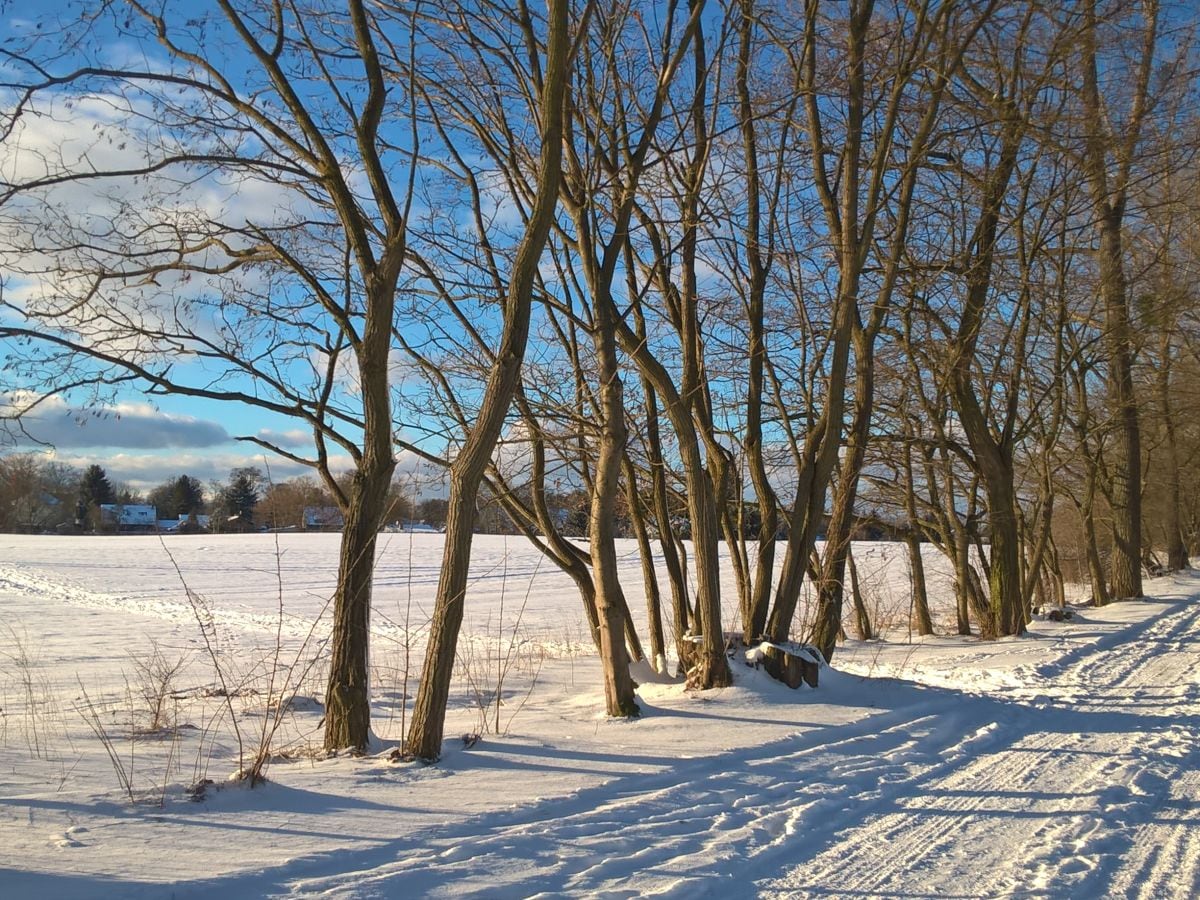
[645, 385, 692, 652]
[678, 1, 731, 689]
[946, 101, 1025, 639]
[903, 432, 934, 636]
[764, 0, 865, 645]
[323, 459, 395, 750]
[407, 0, 569, 761]
[1042, 532, 1064, 609]
[907, 534, 934, 635]
[631, 295, 691, 655]
[565, 0, 708, 684]
[723, 506, 753, 639]
[1020, 463, 1059, 612]
[812, 481, 857, 660]
[735, 0, 781, 644]
[812, 310, 874, 662]
[589, 301, 639, 717]
[1078, 472, 1111, 607]
[949, 470, 984, 637]
[985, 478, 1026, 636]
[320, 0, 409, 748]
[1097, 204, 1143, 600]
[762, 0, 981, 646]
[624, 455, 668, 671]
[1156, 329, 1188, 571]
[1079, 0, 1158, 600]
[847, 546, 872, 641]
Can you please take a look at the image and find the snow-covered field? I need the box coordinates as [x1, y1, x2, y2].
[2, 533, 1198, 898]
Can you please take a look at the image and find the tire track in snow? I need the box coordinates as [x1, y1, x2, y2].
[221, 702, 1005, 899]
[1106, 768, 1200, 900]
[1032, 600, 1200, 900]
[763, 597, 1200, 899]
[270, 689, 1037, 897]
[274, 713, 961, 898]
[761, 728, 1110, 898]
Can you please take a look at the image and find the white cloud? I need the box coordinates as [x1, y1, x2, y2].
[4, 395, 231, 450]
[255, 428, 311, 449]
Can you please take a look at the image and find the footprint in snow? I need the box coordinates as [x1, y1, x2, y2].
[1057, 855, 1096, 876]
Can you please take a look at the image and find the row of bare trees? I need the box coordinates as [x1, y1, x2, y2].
[2, 0, 1198, 760]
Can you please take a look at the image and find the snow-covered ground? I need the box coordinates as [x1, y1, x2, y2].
[1, 533, 1197, 898]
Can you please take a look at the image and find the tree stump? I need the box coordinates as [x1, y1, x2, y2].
[760, 643, 820, 689]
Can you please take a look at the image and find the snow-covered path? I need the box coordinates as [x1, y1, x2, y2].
[269, 597, 1200, 899]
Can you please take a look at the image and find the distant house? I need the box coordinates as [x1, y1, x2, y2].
[385, 520, 441, 534]
[304, 506, 344, 531]
[99, 504, 157, 532]
[158, 514, 211, 533]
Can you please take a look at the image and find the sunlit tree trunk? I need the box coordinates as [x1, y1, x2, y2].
[407, 0, 569, 761]
[1079, 0, 1160, 600]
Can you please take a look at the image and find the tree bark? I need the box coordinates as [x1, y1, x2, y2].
[847, 547, 872, 641]
[624, 455, 668, 671]
[1079, 0, 1158, 600]
[903, 432, 934, 636]
[1156, 329, 1188, 571]
[323, 457, 395, 750]
[589, 299, 639, 717]
[407, 0, 569, 761]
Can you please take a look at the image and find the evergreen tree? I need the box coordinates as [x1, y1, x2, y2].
[147, 474, 203, 519]
[78, 464, 116, 530]
[218, 467, 260, 530]
[172, 475, 204, 517]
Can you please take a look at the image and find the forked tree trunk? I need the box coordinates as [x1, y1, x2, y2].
[765, 286, 855, 646]
[812, 312, 874, 662]
[765, 2, 877, 647]
[675, 2, 730, 690]
[947, 105, 1024, 639]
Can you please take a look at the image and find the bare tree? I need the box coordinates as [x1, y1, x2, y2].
[1077, 0, 1164, 599]
[0, 0, 423, 751]
[404, 0, 572, 761]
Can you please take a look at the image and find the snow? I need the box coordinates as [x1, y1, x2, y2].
[2, 533, 1198, 898]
